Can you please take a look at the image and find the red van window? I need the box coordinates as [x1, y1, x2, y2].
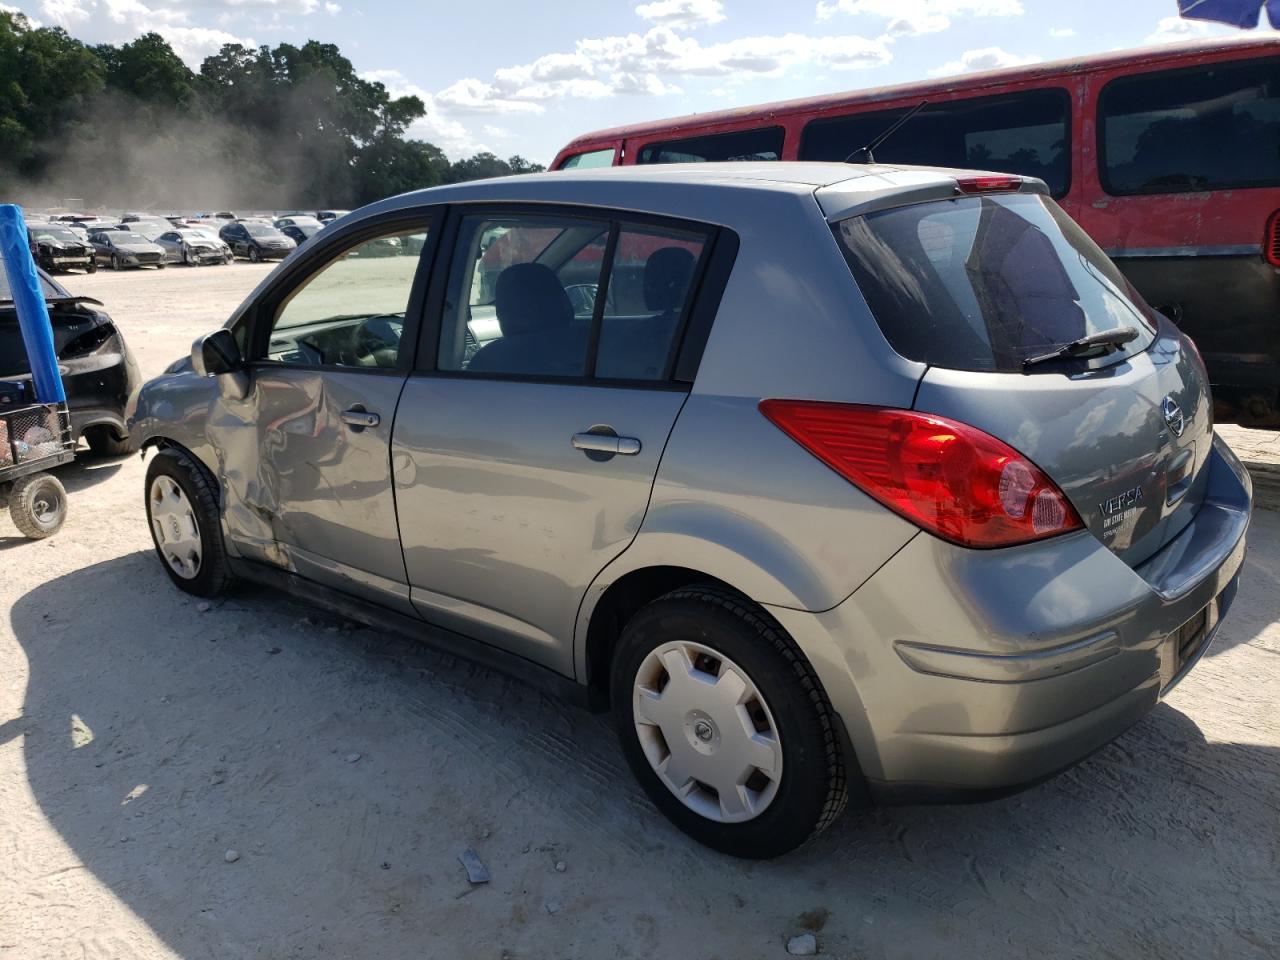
[1099, 56, 1280, 196]
[800, 90, 1071, 198]
[638, 126, 785, 164]
[560, 148, 615, 169]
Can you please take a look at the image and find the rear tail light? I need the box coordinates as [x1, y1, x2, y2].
[759, 400, 1083, 549]
[956, 175, 1023, 194]
[1265, 210, 1280, 268]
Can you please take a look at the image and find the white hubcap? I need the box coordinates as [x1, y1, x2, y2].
[149, 476, 202, 580]
[633, 641, 783, 823]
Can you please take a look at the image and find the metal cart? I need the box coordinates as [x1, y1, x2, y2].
[0, 400, 74, 538]
[0, 202, 75, 539]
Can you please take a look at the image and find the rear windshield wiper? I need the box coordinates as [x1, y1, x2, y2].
[1022, 326, 1139, 369]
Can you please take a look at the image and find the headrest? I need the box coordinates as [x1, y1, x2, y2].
[644, 246, 697, 312]
[495, 263, 574, 337]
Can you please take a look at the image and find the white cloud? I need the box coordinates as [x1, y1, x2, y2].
[815, 0, 1023, 36]
[361, 68, 492, 156]
[436, 77, 547, 115]
[2, 1, 41, 24]
[1049, 26, 1075, 38]
[1145, 15, 1211, 44]
[426, 26, 889, 114]
[39, 0, 91, 23]
[929, 46, 1039, 77]
[324, 1, 339, 13]
[634, 0, 725, 30]
[36, 0, 252, 65]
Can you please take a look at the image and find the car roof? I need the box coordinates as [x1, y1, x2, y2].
[366, 161, 1046, 224]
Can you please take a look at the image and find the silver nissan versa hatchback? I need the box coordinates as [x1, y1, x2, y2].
[130, 164, 1252, 858]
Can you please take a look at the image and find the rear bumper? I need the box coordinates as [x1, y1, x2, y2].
[768, 436, 1251, 800]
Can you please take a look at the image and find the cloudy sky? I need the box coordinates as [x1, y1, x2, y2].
[6, 0, 1249, 163]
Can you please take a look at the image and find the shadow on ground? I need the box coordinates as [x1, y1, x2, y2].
[7, 548, 1279, 959]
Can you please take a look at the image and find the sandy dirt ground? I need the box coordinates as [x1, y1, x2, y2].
[1, 263, 1278, 960]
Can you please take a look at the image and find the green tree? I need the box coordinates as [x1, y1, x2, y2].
[0, 12, 105, 184]
[96, 33, 197, 108]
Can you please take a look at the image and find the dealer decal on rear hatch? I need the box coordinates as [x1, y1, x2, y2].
[1098, 485, 1144, 538]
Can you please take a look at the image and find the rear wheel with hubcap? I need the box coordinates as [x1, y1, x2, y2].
[611, 584, 848, 858]
[110, 254, 121, 271]
[248, 246, 261, 263]
[144, 448, 233, 597]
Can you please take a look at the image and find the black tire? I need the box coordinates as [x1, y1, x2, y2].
[111, 254, 121, 271]
[144, 448, 233, 597]
[248, 245, 261, 263]
[85, 425, 135, 458]
[86, 260, 97, 274]
[9, 472, 67, 539]
[610, 584, 848, 859]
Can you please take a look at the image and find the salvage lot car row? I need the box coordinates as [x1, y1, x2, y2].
[22, 210, 359, 273]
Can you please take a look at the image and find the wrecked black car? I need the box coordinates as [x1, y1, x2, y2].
[27, 223, 96, 274]
[0, 263, 140, 456]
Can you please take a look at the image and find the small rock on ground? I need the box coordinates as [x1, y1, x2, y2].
[345, 752, 361, 763]
[787, 933, 817, 956]
[224, 849, 240, 863]
[554, 860, 566, 873]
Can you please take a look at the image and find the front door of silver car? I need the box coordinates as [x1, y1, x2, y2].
[204, 219, 434, 613]
[391, 209, 714, 673]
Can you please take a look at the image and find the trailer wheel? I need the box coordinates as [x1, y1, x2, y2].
[9, 472, 67, 539]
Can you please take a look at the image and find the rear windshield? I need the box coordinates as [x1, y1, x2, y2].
[836, 193, 1157, 373]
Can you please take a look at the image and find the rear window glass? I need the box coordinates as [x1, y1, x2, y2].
[801, 90, 1071, 198]
[638, 127, 784, 164]
[1099, 56, 1280, 195]
[0, 264, 67, 375]
[835, 193, 1156, 373]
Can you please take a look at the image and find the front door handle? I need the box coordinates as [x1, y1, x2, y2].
[572, 432, 641, 456]
[342, 407, 380, 430]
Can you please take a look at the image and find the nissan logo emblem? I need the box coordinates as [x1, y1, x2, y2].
[1162, 396, 1185, 437]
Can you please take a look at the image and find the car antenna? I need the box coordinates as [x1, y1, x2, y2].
[845, 100, 929, 164]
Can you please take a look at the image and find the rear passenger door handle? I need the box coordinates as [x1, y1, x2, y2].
[342, 407, 380, 430]
[572, 432, 641, 456]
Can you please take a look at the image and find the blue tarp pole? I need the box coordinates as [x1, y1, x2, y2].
[0, 204, 65, 403]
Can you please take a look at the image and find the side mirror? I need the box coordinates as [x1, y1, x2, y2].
[192, 329, 242, 378]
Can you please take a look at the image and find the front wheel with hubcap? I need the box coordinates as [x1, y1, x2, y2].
[248, 246, 261, 263]
[611, 585, 848, 858]
[144, 448, 233, 597]
[110, 254, 121, 271]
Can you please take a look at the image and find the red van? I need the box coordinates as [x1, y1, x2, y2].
[553, 37, 1280, 427]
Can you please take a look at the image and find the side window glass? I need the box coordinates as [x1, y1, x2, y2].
[263, 226, 428, 368]
[799, 90, 1072, 198]
[637, 127, 784, 163]
[438, 214, 608, 377]
[560, 148, 615, 169]
[595, 225, 706, 381]
[1099, 57, 1280, 195]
